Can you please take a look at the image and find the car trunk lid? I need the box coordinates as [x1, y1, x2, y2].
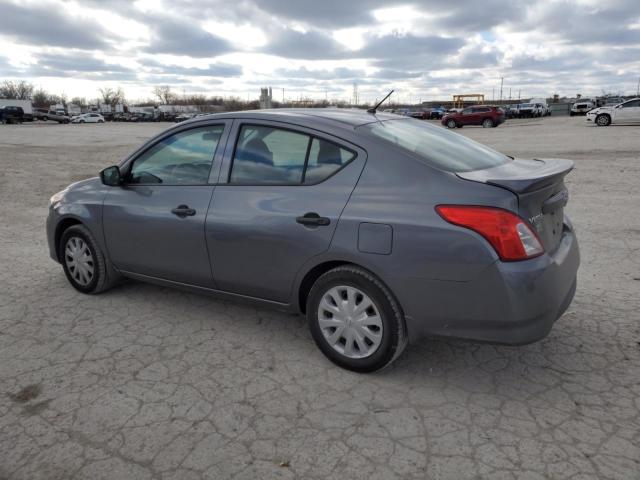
[457, 158, 573, 253]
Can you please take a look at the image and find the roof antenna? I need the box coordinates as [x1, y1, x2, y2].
[367, 90, 394, 114]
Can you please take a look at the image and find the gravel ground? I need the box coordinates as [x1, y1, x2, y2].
[1, 116, 639, 480]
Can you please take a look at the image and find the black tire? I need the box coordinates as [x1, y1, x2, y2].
[446, 119, 457, 129]
[59, 224, 119, 294]
[307, 265, 407, 373]
[595, 114, 611, 127]
[569, 112, 574, 117]
[482, 118, 494, 128]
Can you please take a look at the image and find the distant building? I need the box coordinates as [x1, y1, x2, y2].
[259, 87, 272, 109]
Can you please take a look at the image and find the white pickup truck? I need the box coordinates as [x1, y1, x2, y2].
[570, 99, 595, 116]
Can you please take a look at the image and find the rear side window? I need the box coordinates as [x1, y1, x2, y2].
[304, 138, 355, 184]
[230, 125, 355, 184]
[231, 125, 308, 184]
[360, 119, 510, 173]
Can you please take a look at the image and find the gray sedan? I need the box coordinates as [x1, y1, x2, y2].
[46, 109, 579, 372]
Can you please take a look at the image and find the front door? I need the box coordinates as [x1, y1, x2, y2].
[206, 121, 366, 303]
[103, 123, 228, 287]
[615, 99, 640, 123]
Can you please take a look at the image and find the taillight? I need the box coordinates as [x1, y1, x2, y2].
[435, 205, 544, 261]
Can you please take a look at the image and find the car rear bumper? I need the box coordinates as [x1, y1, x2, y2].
[401, 222, 580, 345]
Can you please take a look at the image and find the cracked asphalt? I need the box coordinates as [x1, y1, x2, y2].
[1, 116, 639, 479]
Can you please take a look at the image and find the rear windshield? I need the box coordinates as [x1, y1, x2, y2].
[359, 119, 511, 173]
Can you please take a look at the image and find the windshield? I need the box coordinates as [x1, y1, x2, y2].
[520, 103, 532, 107]
[359, 119, 511, 173]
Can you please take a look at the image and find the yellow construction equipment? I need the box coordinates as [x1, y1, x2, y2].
[452, 94, 485, 109]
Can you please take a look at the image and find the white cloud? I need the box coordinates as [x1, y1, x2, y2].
[0, 0, 639, 102]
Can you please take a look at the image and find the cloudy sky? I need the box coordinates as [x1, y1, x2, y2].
[0, 0, 639, 103]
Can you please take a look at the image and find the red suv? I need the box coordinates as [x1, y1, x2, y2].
[441, 106, 505, 128]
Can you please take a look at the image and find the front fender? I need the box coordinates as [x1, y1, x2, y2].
[47, 178, 107, 262]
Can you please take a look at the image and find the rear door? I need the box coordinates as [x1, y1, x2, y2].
[206, 120, 366, 303]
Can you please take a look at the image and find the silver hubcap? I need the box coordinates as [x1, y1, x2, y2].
[597, 116, 608, 125]
[448, 120, 456, 128]
[64, 237, 94, 286]
[318, 285, 383, 359]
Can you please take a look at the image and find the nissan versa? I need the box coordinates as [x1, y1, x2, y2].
[47, 109, 579, 372]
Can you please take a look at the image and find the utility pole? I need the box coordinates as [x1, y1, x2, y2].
[492, 88, 495, 102]
[637, 76, 639, 96]
[499, 77, 504, 102]
[509, 88, 512, 101]
[282, 88, 284, 103]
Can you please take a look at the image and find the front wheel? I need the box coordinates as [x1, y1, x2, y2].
[59, 225, 119, 294]
[595, 114, 611, 126]
[446, 119, 457, 128]
[307, 266, 407, 373]
[482, 118, 494, 128]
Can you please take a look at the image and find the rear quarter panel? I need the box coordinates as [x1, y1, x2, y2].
[313, 141, 519, 319]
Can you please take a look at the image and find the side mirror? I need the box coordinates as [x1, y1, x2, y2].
[100, 165, 122, 186]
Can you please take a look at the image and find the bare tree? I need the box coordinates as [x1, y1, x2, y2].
[32, 88, 49, 108]
[99, 87, 125, 106]
[0, 80, 34, 99]
[70, 96, 87, 108]
[152, 85, 175, 104]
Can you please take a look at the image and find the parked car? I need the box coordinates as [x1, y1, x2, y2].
[503, 104, 520, 118]
[46, 109, 579, 372]
[428, 107, 446, 119]
[175, 113, 198, 122]
[33, 108, 49, 120]
[409, 110, 429, 120]
[0, 105, 24, 124]
[71, 113, 105, 123]
[45, 110, 70, 124]
[586, 98, 640, 126]
[517, 103, 539, 118]
[529, 98, 551, 116]
[0, 99, 33, 120]
[570, 100, 595, 116]
[441, 105, 505, 128]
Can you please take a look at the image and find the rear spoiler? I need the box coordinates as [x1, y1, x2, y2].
[456, 158, 574, 194]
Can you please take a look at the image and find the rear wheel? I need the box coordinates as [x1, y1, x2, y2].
[446, 119, 457, 128]
[595, 114, 611, 126]
[307, 265, 407, 373]
[59, 225, 119, 294]
[482, 118, 494, 128]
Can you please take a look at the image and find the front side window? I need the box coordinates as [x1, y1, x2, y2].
[229, 125, 356, 185]
[622, 100, 640, 108]
[128, 125, 224, 185]
[360, 119, 511, 173]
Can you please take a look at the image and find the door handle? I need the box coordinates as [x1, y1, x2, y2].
[296, 212, 330, 227]
[171, 205, 196, 217]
